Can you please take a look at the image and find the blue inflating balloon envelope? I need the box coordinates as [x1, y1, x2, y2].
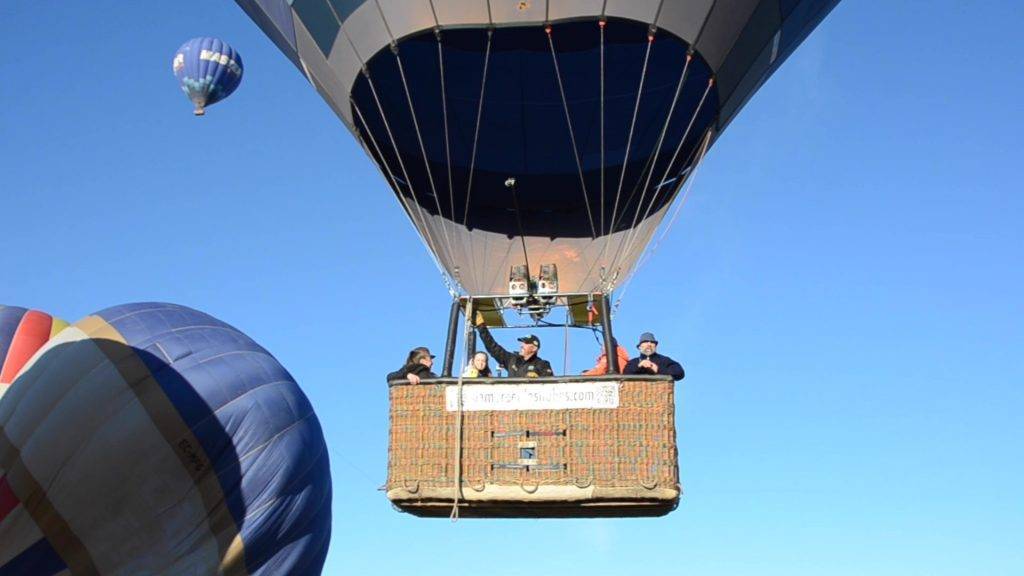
[173, 37, 244, 115]
[0, 303, 331, 575]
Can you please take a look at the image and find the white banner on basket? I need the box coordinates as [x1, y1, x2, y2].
[445, 382, 620, 412]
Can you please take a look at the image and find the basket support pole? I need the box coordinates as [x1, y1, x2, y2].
[600, 293, 619, 374]
[442, 298, 461, 377]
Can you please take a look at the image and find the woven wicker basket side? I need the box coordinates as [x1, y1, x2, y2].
[387, 377, 679, 518]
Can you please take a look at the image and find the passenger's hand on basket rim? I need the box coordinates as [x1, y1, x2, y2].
[407, 373, 421, 385]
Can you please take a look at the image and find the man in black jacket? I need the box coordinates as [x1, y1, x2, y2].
[622, 332, 685, 381]
[475, 316, 554, 378]
[386, 346, 437, 385]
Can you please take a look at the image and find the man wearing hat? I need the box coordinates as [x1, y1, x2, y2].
[475, 316, 554, 378]
[386, 346, 438, 385]
[622, 332, 685, 381]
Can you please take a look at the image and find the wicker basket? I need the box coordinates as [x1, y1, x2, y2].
[387, 375, 679, 518]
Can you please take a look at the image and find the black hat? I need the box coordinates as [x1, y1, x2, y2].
[517, 334, 541, 347]
[411, 346, 435, 359]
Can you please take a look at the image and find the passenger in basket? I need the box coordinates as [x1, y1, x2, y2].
[474, 313, 554, 378]
[386, 346, 438, 385]
[461, 351, 492, 378]
[581, 337, 631, 376]
[622, 332, 685, 381]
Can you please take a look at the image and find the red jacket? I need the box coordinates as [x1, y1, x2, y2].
[582, 345, 631, 376]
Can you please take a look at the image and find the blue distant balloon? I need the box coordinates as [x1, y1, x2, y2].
[173, 37, 243, 116]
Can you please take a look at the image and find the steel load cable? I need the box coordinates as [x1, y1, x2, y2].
[546, 24, 598, 240]
[608, 77, 715, 280]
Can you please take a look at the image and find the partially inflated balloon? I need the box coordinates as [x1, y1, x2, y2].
[0, 305, 67, 391]
[0, 303, 330, 575]
[173, 37, 244, 115]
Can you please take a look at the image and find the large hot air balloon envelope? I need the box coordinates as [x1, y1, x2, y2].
[173, 37, 244, 115]
[235, 0, 840, 296]
[0, 305, 66, 391]
[0, 303, 331, 575]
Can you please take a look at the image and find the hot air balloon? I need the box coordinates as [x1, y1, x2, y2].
[0, 303, 331, 574]
[0, 305, 67, 395]
[237, 0, 840, 518]
[173, 37, 244, 115]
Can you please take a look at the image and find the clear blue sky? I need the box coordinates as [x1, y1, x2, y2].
[2, 1, 1022, 574]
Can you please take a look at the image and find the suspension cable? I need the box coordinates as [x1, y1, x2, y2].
[601, 28, 655, 269]
[578, 136, 663, 292]
[599, 18, 606, 247]
[546, 24, 597, 239]
[436, 29, 459, 260]
[606, 73, 712, 278]
[624, 52, 693, 230]
[342, 20, 455, 291]
[359, 69, 453, 273]
[613, 128, 712, 310]
[352, 99, 451, 286]
[391, 43, 459, 270]
[461, 28, 494, 292]
[610, 139, 704, 303]
[461, 28, 494, 228]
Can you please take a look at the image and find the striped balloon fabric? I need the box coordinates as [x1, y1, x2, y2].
[0, 305, 67, 389]
[0, 303, 331, 575]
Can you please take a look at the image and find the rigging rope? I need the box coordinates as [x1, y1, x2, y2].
[600, 19, 606, 251]
[461, 28, 494, 292]
[450, 299, 473, 521]
[461, 28, 494, 228]
[546, 25, 597, 239]
[435, 29, 461, 267]
[351, 99, 452, 291]
[339, 22, 455, 290]
[624, 53, 693, 230]
[613, 128, 712, 311]
[358, 66, 449, 268]
[608, 76, 714, 280]
[390, 42, 459, 271]
[601, 29, 655, 271]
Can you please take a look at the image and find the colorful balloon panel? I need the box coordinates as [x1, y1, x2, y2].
[0, 303, 330, 575]
[173, 37, 244, 115]
[0, 306, 67, 387]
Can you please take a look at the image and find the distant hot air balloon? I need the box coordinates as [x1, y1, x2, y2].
[0, 303, 331, 575]
[0, 305, 66, 394]
[173, 37, 244, 115]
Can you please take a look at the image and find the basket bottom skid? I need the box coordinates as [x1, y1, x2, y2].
[388, 485, 680, 518]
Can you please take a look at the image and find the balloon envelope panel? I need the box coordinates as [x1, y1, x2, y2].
[173, 37, 244, 113]
[0, 305, 67, 387]
[0, 303, 331, 576]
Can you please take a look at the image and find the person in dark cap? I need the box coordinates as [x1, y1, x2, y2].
[622, 332, 685, 381]
[474, 314, 553, 378]
[386, 346, 438, 385]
